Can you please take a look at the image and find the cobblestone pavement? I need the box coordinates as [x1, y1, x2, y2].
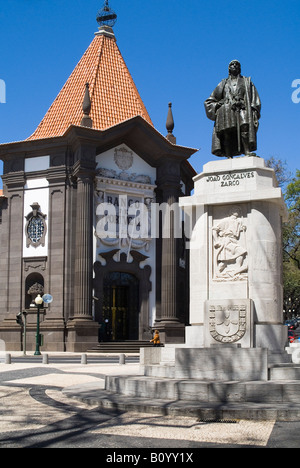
[0, 355, 299, 449]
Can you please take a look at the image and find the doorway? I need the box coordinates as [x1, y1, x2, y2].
[101, 272, 139, 341]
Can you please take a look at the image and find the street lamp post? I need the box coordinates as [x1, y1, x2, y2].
[34, 294, 43, 356]
[23, 311, 27, 355]
[34, 293, 53, 356]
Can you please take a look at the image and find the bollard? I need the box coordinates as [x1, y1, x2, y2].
[119, 353, 126, 365]
[81, 353, 87, 365]
[5, 353, 11, 364]
[42, 354, 49, 365]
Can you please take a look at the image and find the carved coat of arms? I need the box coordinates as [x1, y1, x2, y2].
[114, 147, 133, 170]
[209, 304, 247, 344]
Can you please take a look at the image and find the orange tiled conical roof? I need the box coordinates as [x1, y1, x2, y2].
[28, 29, 153, 140]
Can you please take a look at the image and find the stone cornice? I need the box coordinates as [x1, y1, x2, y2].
[2, 171, 26, 190]
[72, 159, 97, 180]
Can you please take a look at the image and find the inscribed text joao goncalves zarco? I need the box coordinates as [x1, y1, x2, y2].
[206, 169, 255, 187]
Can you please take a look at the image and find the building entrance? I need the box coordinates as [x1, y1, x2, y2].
[101, 272, 139, 341]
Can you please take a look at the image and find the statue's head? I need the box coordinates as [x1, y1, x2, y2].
[228, 60, 241, 76]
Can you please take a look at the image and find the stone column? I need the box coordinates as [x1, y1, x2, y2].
[66, 160, 99, 351]
[40, 166, 68, 352]
[0, 170, 25, 350]
[154, 160, 185, 343]
[73, 167, 94, 318]
[160, 186, 179, 322]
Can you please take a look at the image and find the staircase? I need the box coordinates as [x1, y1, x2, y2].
[87, 340, 157, 354]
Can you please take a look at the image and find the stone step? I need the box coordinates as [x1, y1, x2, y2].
[63, 386, 300, 422]
[143, 364, 175, 378]
[143, 363, 300, 380]
[269, 364, 300, 380]
[105, 375, 300, 404]
[87, 341, 156, 354]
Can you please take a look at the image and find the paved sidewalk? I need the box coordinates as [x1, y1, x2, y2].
[0, 352, 299, 448]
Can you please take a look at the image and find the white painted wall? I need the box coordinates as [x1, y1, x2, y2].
[23, 178, 49, 257]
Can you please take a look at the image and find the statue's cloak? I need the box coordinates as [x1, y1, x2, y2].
[204, 76, 261, 157]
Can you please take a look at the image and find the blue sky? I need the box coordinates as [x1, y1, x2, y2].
[0, 0, 299, 188]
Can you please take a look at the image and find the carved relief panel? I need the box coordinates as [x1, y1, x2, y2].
[211, 204, 248, 281]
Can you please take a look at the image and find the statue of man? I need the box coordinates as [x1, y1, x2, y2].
[204, 60, 261, 158]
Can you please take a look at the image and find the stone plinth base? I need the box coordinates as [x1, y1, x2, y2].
[153, 321, 185, 344]
[175, 347, 268, 380]
[185, 322, 288, 353]
[40, 318, 65, 352]
[141, 346, 268, 381]
[180, 157, 288, 354]
[0, 313, 66, 352]
[255, 324, 288, 352]
[66, 318, 99, 352]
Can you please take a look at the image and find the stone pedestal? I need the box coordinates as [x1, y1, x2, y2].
[0, 309, 66, 352]
[180, 156, 288, 353]
[153, 321, 185, 344]
[40, 317, 65, 352]
[66, 318, 99, 352]
[141, 345, 268, 381]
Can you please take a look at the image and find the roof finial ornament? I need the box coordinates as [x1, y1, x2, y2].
[96, 1, 117, 39]
[166, 102, 176, 144]
[81, 83, 93, 128]
[97, 0, 117, 27]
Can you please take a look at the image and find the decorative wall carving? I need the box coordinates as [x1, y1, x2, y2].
[212, 205, 248, 281]
[204, 299, 253, 347]
[27, 282, 44, 305]
[208, 304, 247, 343]
[97, 167, 152, 185]
[24, 256, 47, 272]
[114, 146, 133, 170]
[25, 202, 47, 248]
[94, 178, 156, 258]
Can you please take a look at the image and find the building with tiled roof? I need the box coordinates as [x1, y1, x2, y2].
[28, 25, 153, 140]
[0, 2, 197, 352]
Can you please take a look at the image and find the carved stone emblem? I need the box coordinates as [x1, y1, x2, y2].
[25, 202, 47, 248]
[204, 299, 253, 347]
[114, 147, 133, 170]
[208, 304, 247, 343]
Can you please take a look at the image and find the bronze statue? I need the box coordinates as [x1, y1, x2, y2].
[204, 60, 261, 158]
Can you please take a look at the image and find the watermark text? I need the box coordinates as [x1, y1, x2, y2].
[0, 79, 6, 103]
[292, 79, 300, 103]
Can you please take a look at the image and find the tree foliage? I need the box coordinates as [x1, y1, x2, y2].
[283, 170, 300, 317]
[284, 169, 300, 268]
[266, 158, 300, 317]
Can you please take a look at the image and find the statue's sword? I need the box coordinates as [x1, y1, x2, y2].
[236, 109, 241, 154]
